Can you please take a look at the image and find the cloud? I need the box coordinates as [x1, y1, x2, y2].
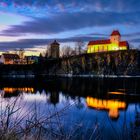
[130, 38, 140, 43]
[122, 32, 140, 38]
[0, 0, 140, 50]
[1, 11, 140, 36]
[0, 35, 106, 51]
[0, 0, 140, 12]
[0, 33, 139, 51]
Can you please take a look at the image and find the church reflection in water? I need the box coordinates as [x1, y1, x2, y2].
[0, 77, 139, 121]
[0, 86, 128, 119]
[0, 78, 139, 140]
[86, 96, 126, 119]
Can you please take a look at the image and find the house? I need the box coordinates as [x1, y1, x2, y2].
[25, 56, 39, 64]
[87, 30, 129, 53]
[0, 53, 20, 64]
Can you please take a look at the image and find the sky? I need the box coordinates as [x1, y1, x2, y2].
[0, 0, 140, 55]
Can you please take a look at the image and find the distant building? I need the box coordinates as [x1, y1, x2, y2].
[0, 53, 20, 64]
[87, 30, 129, 53]
[49, 40, 60, 58]
[25, 56, 39, 64]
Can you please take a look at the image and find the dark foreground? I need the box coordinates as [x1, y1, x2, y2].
[0, 77, 140, 140]
[0, 50, 140, 78]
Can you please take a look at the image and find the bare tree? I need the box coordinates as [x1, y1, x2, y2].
[61, 46, 74, 57]
[41, 45, 51, 58]
[75, 40, 85, 55]
[45, 45, 51, 58]
[14, 49, 25, 59]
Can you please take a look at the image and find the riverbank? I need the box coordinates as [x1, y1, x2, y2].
[0, 50, 140, 78]
[1, 73, 140, 78]
[56, 74, 140, 78]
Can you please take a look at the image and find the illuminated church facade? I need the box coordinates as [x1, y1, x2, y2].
[87, 30, 129, 53]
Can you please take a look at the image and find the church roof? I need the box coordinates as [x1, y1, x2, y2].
[88, 40, 111, 45]
[119, 41, 128, 47]
[111, 30, 121, 36]
[88, 40, 128, 47]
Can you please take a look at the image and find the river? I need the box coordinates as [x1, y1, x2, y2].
[0, 77, 140, 140]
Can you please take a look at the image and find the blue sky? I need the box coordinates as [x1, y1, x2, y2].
[0, 0, 140, 54]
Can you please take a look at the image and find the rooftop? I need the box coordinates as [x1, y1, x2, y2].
[51, 40, 60, 45]
[2, 53, 20, 59]
[111, 30, 121, 36]
[88, 40, 111, 45]
[88, 40, 128, 47]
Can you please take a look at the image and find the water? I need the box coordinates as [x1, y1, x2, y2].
[0, 77, 140, 140]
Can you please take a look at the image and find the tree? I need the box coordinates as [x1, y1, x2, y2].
[75, 40, 85, 55]
[14, 48, 25, 59]
[61, 45, 74, 57]
[43, 45, 50, 58]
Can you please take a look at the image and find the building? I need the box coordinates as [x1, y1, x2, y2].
[87, 30, 129, 53]
[0, 53, 20, 64]
[25, 56, 39, 64]
[49, 40, 60, 58]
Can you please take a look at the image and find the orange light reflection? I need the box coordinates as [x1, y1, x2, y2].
[86, 97, 126, 119]
[3, 87, 34, 93]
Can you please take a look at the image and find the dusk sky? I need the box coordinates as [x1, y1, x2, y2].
[0, 0, 140, 55]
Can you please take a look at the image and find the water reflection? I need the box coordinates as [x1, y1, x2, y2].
[0, 78, 139, 118]
[4, 87, 34, 93]
[0, 87, 34, 98]
[0, 77, 139, 139]
[108, 91, 125, 95]
[86, 97, 126, 119]
[49, 91, 59, 105]
[0, 77, 140, 104]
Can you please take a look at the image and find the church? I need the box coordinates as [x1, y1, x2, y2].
[87, 30, 129, 53]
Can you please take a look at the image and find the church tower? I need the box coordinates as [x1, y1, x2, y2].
[110, 30, 121, 44]
[50, 40, 60, 58]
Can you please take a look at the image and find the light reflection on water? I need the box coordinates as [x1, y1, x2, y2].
[0, 78, 140, 140]
[86, 97, 126, 119]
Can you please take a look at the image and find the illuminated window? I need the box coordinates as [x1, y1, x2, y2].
[94, 46, 98, 52]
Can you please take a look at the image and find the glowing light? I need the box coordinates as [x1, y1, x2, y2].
[87, 31, 128, 53]
[108, 91, 125, 95]
[87, 43, 128, 53]
[3, 87, 34, 93]
[86, 96, 126, 119]
[24, 51, 40, 56]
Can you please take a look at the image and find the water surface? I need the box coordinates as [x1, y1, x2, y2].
[0, 77, 140, 140]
